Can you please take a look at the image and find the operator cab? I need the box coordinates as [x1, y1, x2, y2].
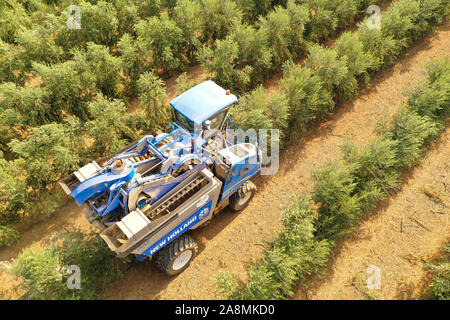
[170, 80, 237, 135]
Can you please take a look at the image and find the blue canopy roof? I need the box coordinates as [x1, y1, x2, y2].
[169, 80, 238, 125]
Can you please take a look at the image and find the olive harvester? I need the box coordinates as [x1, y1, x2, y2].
[59, 81, 262, 275]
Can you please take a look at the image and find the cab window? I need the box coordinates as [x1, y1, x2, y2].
[174, 110, 194, 132]
[208, 109, 228, 131]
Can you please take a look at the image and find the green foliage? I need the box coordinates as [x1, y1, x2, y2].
[0, 224, 21, 247]
[0, 82, 53, 127]
[110, 0, 139, 36]
[15, 14, 64, 64]
[228, 19, 273, 86]
[11, 245, 64, 299]
[51, 230, 127, 299]
[173, 0, 204, 61]
[136, 71, 170, 131]
[71, 42, 124, 98]
[234, 0, 275, 24]
[135, 12, 185, 73]
[133, 0, 161, 18]
[359, 0, 449, 70]
[335, 32, 376, 84]
[199, 0, 241, 44]
[199, 18, 273, 91]
[0, 40, 27, 85]
[303, 0, 337, 42]
[32, 60, 93, 119]
[407, 57, 450, 121]
[0, 0, 32, 43]
[8, 119, 84, 190]
[425, 243, 450, 300]
[419, 0, 449, 31]
[215, 194, 330, 300]
[58, 1, 119, 49]
[358, 22, 402, 70]
[231, 86, 289, 132]
[11, 230, 128, 299]
[85, 94, 134, 157]
[117, 33, 143, 94]
[305, 45, 357, 102]
[341, 139, 401, 209]
[174, 72, 196, 95]
[198, 38, 252, 92]
[382, 0, 421, 45]
[213, 268, 243, 299]
[381, 110, 440, 168]
[312, 161, 361, 241]
[0, 157, 29, 224]
[258, 1, 309, 67]
[279, 61, 334, 139]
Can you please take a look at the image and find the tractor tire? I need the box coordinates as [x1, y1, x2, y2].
[229, 180, 256, 212]
[156, 234, 198, 276]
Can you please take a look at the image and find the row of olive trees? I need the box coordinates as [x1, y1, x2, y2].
[199, 0, 392, 93]
[0, 0, 285, 89]
[214, 55, 449, 300]
[231, 0, 449, 140]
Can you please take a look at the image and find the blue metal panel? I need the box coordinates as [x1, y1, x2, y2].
[71, 166, 135, 206]
[170, 81, 238, 125]
[220, 161, 260, 201]
[141, 200, 213, 256]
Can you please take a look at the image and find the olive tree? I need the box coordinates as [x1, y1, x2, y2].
[71, 42, 124, 98]
[0, 40, 27, 85]
[8, 118, 85, 190]
[0, 0, 32, 43]
[85, 94, 134, 157]
[58, 1, 119, 49]
[279, 62, 334, 139]
[305, 45, 357, 102]
[136, 72, 170, 131]
[258, 1, 309, 68]
[135, 12, 185, 73]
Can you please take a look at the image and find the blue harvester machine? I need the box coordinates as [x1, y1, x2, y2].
[59, 81, 261, 275]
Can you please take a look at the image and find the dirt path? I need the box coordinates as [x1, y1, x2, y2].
[297, 127, 449, 300]
[99, 21, 450, 300]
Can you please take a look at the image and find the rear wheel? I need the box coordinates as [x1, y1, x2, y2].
[229, 180, 256, 212]
[156, 234, 198, 276]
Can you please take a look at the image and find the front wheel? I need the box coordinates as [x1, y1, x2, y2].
[229, 180, 256, 212]
[156, 234, 198, 276]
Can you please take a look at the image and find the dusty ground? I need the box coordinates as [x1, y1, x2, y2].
[297, 128, 449, 300]
[98, 20, 450, 300]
